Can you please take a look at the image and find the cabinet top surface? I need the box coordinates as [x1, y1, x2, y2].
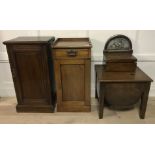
[53, 38, 92, 49]
[95, 65, 153, 82]
[3, 36, 55, 44]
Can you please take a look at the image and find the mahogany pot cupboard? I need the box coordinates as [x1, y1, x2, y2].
[3, 35, 153, 119]
[52, 38, 92, 112]
[3, 37, 56, 112]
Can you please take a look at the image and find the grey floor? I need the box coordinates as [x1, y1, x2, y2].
[0, 97, 155, 124]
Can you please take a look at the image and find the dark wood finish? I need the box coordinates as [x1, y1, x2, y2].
[3, 36, 55, 44]
[105, 62, 137, 72]
[104, 53, 137, 72]
[139, 83, 151, 119]
[3, 36, 56, 113]
[98, 83, 105, 119]
[53, 38, 91, 112]
[104, 53, 137, 62]
[103, 35, 137, 72]
[95, 65, 153, 119]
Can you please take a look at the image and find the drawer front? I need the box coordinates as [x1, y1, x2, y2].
[105, 62, 137, 72]
[54, 49, 90, 59]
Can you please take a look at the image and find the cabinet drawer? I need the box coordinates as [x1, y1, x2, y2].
[105, 62, 137, 72]
[54, 49, 90, 59]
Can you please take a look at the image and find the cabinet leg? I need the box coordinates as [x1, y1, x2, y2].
[99, 100, 104, 119]
[95, 72, 98, 99]
[139, 83, 151, 119]
[99, 83, 104, 119]
[95, 89, 98, 99]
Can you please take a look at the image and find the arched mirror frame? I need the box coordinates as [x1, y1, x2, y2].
[104, 34, 133, 53]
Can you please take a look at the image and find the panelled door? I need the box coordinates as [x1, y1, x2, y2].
[9, 44, 51, 106]
[54, 59, 90, 112]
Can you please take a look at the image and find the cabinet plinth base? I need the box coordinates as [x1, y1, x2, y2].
[16, 105, 55, 113]
[57, 105, 91, 112]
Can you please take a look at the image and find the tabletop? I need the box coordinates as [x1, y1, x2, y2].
[95, 65, 153, 82]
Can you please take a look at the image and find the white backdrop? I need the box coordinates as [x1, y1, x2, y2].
[0, 30, 155, 97]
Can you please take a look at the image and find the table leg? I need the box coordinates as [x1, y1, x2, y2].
[95, 72, 98, 99]
[139, 82, 151, 119]
[99, 83, 104, 119]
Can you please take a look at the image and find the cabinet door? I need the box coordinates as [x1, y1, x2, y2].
[10, 45, 51, 106]
[54, 59, 90, 112]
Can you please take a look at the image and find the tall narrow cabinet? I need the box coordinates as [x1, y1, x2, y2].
[52, 38, 92, 112]
[3, 36, 56, 112]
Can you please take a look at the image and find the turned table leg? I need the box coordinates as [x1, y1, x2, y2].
[139, 82, 151, 119]
[99, 83, 104, 119]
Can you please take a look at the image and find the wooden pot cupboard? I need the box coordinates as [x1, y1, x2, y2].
[52, 38, 92, 112]
[3, 37, 56, 113]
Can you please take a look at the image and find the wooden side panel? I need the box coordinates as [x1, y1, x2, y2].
[85, 60, 91, 106]
[54, 60, 62, 106]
